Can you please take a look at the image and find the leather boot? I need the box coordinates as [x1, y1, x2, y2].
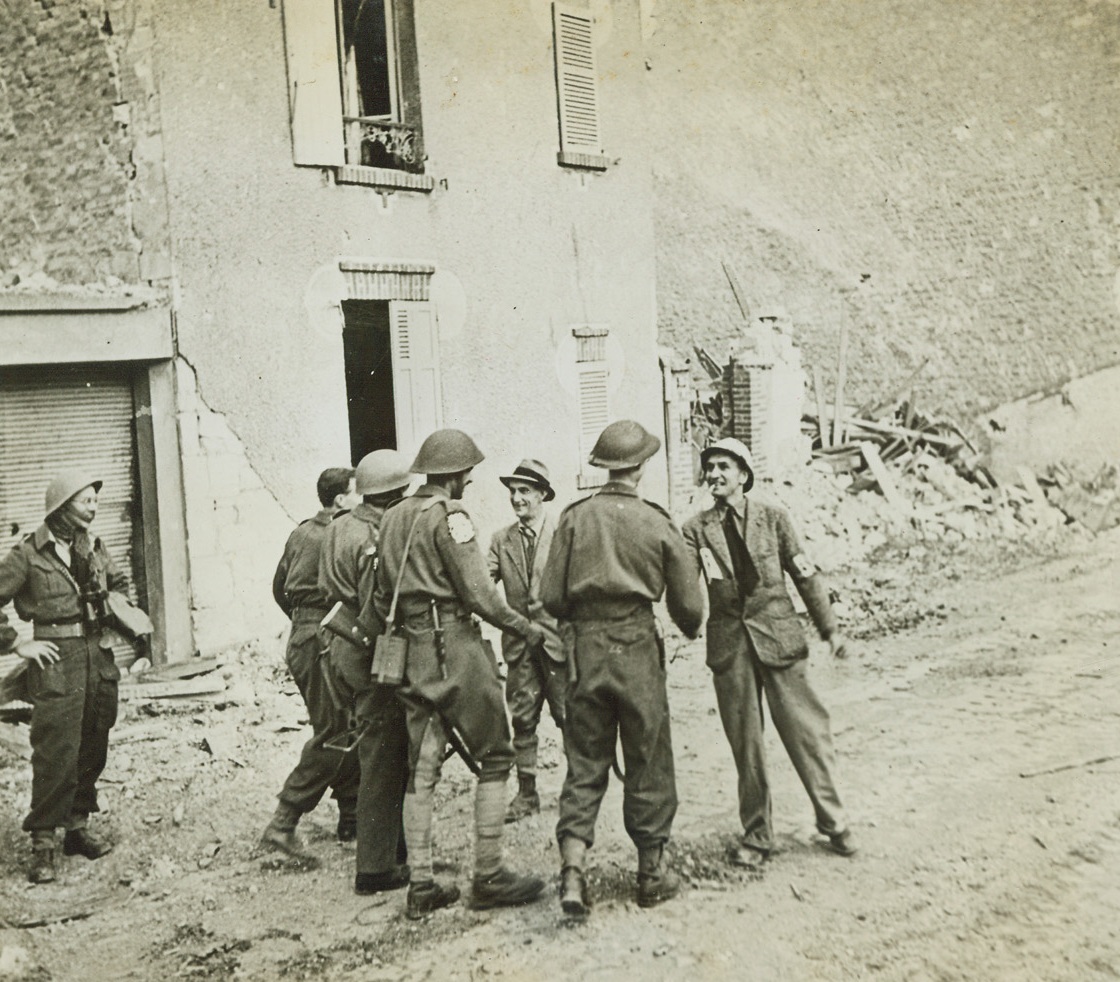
[406, 879, 461, 920]
[28, 832, 56, 885]
[259, 802, 319, 869]
[637, 845, 680, 908]
[558, 836, 590, 917]
[63, 827, 113, 860]
[470, 867, 546, 910]
[505, 772, 540, 823]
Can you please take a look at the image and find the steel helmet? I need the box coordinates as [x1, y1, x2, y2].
[45, 471, 103, 518]
[354, 449, 412, 496]
[699, 437, 755, 492]
[588, 420, 661, 469]
[410, 429, 485, 475]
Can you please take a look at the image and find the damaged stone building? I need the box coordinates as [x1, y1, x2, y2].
[2, 0, 1117, 667]
[1, 0, 665, 664]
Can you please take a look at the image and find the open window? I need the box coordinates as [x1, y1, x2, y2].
[283, 0, 427, 185]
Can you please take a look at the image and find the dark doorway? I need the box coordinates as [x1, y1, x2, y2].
[342, 300, 396, 463]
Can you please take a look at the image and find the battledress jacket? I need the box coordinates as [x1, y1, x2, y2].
[681, 499, 836, 673]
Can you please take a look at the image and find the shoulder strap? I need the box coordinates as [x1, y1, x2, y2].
[385, 497, 441, 629]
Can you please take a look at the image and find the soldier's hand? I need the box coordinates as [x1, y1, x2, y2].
[523, 622, 546, 651]
[829, 633, 849, 660]
[16, 640, 60, 668]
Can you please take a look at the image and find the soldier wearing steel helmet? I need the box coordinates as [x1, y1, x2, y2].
[315, 450, 415, 895]
[682, 437, 856, 870]
[539, 420, 704, 917]
[260, 467, 361, 865]
[0, 471, 132, 883]
[372, 429, 547, 920]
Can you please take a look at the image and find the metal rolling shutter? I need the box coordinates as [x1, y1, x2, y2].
[0, 365, 144, 680]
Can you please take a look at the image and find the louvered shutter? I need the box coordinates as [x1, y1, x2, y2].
[552, 4, 603, 157]
[0, 367, 144, 681]
[389, 301, 443, 457]
[282, 0, 346, 166]
[576, 362, 609, 489]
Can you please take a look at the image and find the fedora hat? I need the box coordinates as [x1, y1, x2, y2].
[500, 459, 555, 502]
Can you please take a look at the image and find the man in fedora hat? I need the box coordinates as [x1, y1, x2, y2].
[0, 471, 132, 883]
[487, 459, 569, 822]
[540, 420, 704, 916]
[682, 438, 855, 871]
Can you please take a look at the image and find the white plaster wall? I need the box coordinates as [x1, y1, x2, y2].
[145, 0, 661, 649]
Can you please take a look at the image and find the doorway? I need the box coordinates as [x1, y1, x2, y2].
[342, 299, 397, 463]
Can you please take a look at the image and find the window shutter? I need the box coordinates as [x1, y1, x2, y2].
[282, 0, 346, 166]
[577, 364, 610, 488]
[389, 301, 443, 456]
[552, 3, 602, 157]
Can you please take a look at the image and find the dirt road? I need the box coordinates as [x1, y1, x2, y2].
[1, 527, 1118, 981]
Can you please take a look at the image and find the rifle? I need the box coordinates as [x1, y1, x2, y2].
[431, 601, 482, 776]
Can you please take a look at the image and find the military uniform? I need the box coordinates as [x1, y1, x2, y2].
[540, 482, 704, 855]
[372, 428, 545, 919]
[0, 525, 125, 837]
[269, 508, 359, 830]
[319, 501, 410, 880]
[1, 471, 130, 882]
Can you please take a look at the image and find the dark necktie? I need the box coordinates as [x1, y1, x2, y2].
[722, 506, 759, 598]
[520, 525, 537, 578]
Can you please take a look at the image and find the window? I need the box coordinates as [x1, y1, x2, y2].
[552, 3, 609, 171]
[283, 0, 428, 186]
[574, 326, 610, 488]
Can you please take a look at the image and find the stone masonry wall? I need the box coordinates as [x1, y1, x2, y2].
[0, 0, 141, 285]
[648, 0, 1120, 424]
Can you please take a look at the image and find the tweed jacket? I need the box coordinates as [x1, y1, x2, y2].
[682, 498, 836, 672]
[487, 510, 568, 665]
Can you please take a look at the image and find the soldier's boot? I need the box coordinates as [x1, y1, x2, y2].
[469, 779, 545, 910]
[259, 802, 319, 869]
[336, 799, 358, 843]
[504, 772, 540, 823]
[28, 832, 56, 885]
[558, 835, 591, 918]
[636, 845, 680, 909]
[62, 827, 113, 860]
[406, 879, 461, 920]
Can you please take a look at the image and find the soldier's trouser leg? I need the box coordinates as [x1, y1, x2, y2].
[354, 683, 409, 875]
[23, 637, 117, 833]
[712, 643, 772, 852]
[541, 650, 568, 733]
[761, 660, 847, 837]
[473, 734, 515, 874]
[506, 653, 546, 777]
[558, 615, 677, 850]
[402, 713, 446, 883]
[614, 625, 677, 850]
[278, 627, 359, 816]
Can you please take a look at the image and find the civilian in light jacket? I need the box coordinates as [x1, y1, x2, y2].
[487, 459, 569, 822]
[681, 438, 856, 869]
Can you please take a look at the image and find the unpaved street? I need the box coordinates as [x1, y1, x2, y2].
[2, 528, 1118, 982]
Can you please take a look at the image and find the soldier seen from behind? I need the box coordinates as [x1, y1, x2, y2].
[540, 420, 704, 917]
[487, 459, 569, 823]
[260, 467, 361, 865]
[373, 429, 548, 919]
[681, 438, 856, 870]
[318, 450, 415, 895]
